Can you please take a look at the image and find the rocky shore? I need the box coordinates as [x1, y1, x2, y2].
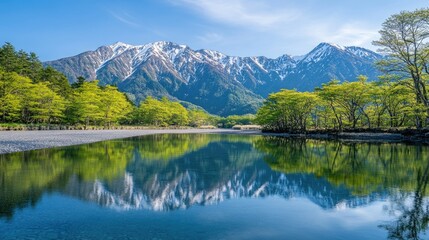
[0, 129, 235, 154]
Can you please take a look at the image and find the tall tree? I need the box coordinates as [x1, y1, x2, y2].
[373, 8, 429, 127]
[71, 81, 103, 126]
[316, 76, 371, 130]
[28, 82, 66, 124]
[138, 96, 170, 126]
[37, 66, 72, 98]
[188, 109, 212, 127]
[0, 71, 33, 122]
[167, 100, 189, 126]
[71, 76, 86, 89]
[0, 43, 43, 79]
[256, 89, 318, 132]
[99, 85, 133, 127]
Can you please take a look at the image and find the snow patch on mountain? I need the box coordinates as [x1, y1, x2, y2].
[301, 42, 346, 63]
[60, 41, 381, 87]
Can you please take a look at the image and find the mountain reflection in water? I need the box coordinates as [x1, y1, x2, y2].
[1, 134, 429, 239]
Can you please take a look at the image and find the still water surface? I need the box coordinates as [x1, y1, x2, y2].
[1, 134, 429, 239]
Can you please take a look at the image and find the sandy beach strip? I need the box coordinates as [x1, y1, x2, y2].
[0, 129, 238, 154]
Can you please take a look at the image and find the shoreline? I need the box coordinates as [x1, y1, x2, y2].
[0, 129, 236, 154]
[259, 132, 428, 142]
[1, 129, 428, 155]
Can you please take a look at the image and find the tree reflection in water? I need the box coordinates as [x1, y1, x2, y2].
[380, 161, 429, 240]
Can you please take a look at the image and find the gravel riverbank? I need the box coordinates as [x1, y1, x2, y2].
[0, 129, 237, 154]
[1, 129, 427, 155]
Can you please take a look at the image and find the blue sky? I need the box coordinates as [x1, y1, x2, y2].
[1, 0, 427, 61]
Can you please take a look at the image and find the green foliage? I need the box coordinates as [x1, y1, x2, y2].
[256, 89, 318, 132]
[28, 82, 66, 123]
[0, 43, 43, 79]
[0, 71, 33, 122]
[373, 8, 429, 127]
[71, 81, 103, 125]
[0, 43, 136, 126]
[218, 114, 255, 128]
[257, 9, 429, 132]
[257, 75, 427, 132]
[188, 109, 218, 127]
[136, 96, 189, 126]
[71, 76, 85, 89]
[99, 85, 133, 126]
[0, 43, 73, 124]
[69, 81, 133, 126]
[37, 66, 72, 98]
[316, 76, 372, 130]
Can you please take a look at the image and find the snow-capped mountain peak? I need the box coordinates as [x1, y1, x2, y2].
[45, 41, 382, 116]
[109, 41, 134, 53]
[324, 42, 346, 51]
[345, 46, 381, 60]
[301, 42, 347, 63]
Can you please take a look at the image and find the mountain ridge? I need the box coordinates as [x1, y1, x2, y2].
[45, 41, 382, 116]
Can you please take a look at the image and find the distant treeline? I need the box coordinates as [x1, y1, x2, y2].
[256, 8, 429, 132]
[0, 43, 254, 128]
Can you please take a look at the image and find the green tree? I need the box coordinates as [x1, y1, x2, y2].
[99, 85, 133, 127]
[167, 101, 189, 126]
[0, 43, 43, 80]
[373, 8, 429, 127]
[316, 76, 371, 130]
[37, 66, 72, 98]
[256, 89, 318, 132]
[138, 96, 170, 126]
[71, 81, 103, 126]
[28, 82, 66, 124]
[380, 78, 415, 128]
[136, 97, 190, 127]
[218, 114, 255, 128]
[71, 76, 85, 89]
[0, 71, 33, 122]
[188, 109, 212, 127]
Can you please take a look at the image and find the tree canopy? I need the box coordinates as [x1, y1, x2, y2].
[256, 76, 427, 132]
[373, 8, 429, 127]
[0, 43, 135, 126]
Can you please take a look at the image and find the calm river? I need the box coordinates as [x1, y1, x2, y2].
[1, 134, 428, 239]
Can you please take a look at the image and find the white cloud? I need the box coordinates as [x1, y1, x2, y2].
[330, 24, 379, 47]
[303, 22, 379, 48]
[108, 11, 140, 27]
[169, 0, 384, 55]
[174, 0, 301, 29]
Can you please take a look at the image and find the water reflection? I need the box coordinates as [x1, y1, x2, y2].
[1, 134, 429, 238]
[380, 162, 429, 240]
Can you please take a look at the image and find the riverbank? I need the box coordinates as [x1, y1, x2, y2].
[254, 129, 429, 143]
[0, 129, 236, 154]
[1, 129, 429, 155]
[0, 124, 197, 131]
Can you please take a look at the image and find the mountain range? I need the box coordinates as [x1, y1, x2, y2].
[45, 41, 382, 116]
